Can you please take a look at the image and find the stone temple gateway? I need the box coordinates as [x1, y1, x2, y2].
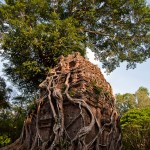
[1, 53, 122, 150]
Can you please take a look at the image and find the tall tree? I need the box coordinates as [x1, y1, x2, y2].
[136, 86, 150, 108]
[0, 0, 150, 93]
[116, 93, 136, 115]
[0, 77, 11, 109]
[121, 107, 150, 150]
[0, 95, 34, 148]
[116, 87, 150, 115]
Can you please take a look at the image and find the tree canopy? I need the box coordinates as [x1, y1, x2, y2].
[116, 87, 150, 149]
[0, 95, 28, 148]
[0, 77, 11, 109]
[116, 86, 150, 115]
[0, 0, 150, 92]
[121, 107, 150, 150]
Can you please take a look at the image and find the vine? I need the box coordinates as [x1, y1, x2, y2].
[1, 53, 122, 150]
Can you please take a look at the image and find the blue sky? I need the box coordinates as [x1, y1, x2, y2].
[0, 0, 150, 95]
[105, 0, 150, 94]
[87, 49, 150, 94]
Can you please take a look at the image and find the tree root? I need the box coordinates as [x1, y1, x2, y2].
[0, 56, 122, 150]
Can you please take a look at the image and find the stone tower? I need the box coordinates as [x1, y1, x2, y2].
[1, 53, 122, 150]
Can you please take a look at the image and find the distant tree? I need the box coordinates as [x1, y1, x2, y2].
[0, 134, 11, 148]
[0, 77, 13, 147]
[116, 87, 150, 115]
[0, 95, 32, 147]
[116, 93, 136, 115]
[135, 86, 150, 108]
[121, 107, 150, 150]
[0, 107, 26, 147]
[0, 77, 11, 109]
[0, 109, 12, 147]
[0, 0, 150, 93]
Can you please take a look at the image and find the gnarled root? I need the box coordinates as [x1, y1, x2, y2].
[1, 66, 122, 150]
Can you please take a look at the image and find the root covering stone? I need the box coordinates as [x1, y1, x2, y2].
[1, 53, 122, 150]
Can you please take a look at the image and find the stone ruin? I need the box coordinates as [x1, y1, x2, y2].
[1, 53, 122, 150]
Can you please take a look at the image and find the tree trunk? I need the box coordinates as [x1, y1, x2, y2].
[1, 53, 122, 150]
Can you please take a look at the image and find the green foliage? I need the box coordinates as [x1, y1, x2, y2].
[91, 80, 103, 95]
[116, 93, 136, 115]
[0, 77, 12, 109]
[116, 87, 150, 149]
[0, 0, 86, 93]
[27, 101, 36, 111]
[61, 84, 67, 93]
[0, 95, 35, 147]
[0, 107, 25, 147]
[0, 0, 150, 93]
[116, 87, 150, 115]
[0, 97, 27, 147]
[121, 107, 150, 150]
[136, 86, 150, 108]
[93, 85, 103, 95]
[0, 135, 11, 147]
[68, 90, 75, 97]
